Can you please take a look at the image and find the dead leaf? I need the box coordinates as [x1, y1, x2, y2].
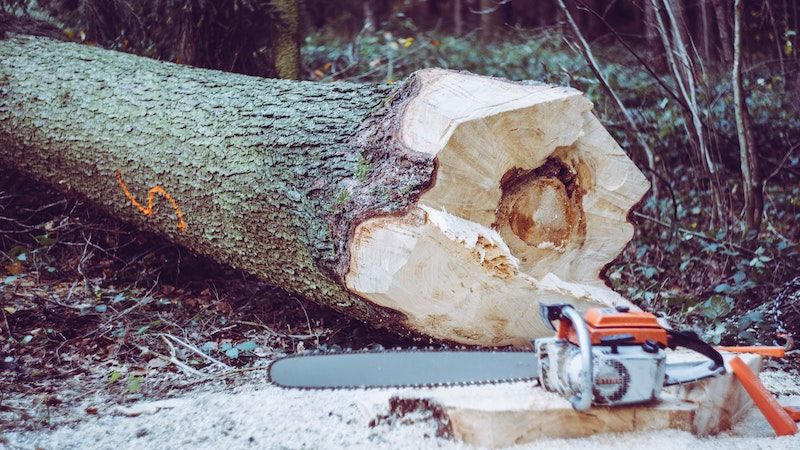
[5, 262, 24, 275]
[215, 301, 232, 315]
[147, 358, 169, 370]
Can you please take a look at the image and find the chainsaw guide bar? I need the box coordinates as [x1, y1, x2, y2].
[268, 305, 730, 416]
[267, 348, 540, 389]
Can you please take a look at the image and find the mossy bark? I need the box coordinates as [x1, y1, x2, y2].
[0, 35, 433, 333]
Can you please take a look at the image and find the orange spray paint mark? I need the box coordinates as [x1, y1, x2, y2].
[115, 170, 187, 232]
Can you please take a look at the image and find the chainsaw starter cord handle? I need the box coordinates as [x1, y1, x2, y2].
[666, 330, 725, 371]
[560, 305, 593, 412]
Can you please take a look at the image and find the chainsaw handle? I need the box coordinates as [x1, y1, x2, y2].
[667, 330, 725, 371]
[560, 306, 593, 412]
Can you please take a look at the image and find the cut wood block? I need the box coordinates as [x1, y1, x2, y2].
[387, 353, 762, 448]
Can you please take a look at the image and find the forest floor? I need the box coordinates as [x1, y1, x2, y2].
[0, 169, 798, 449]
[2, 369, 800, 450]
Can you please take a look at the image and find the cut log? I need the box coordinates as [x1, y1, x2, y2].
[0, 34, 649, 345]
[386, 352, 762, 447]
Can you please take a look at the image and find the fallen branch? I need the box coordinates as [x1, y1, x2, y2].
[158, 333, 232, 369]
[136, 342, 208, 379]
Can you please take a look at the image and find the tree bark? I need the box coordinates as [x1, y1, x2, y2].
[363, 1, 377, 34]
[270, 0, 301, 80]
[479, 0, 499, 43]
[453, 0, 463, 35]
[643, 0, 666, 72]
[732, 0, 762, 234]
[711, 0, 733, 65]
[0, 35, 649, 346]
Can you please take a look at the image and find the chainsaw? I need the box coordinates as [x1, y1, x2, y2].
[268, 304, 726, 411]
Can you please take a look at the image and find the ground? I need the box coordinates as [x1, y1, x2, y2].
[0, 163, 798, 447]
[2, 365, 799, 449]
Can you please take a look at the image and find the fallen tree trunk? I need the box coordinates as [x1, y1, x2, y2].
[0, 34, 649, 346]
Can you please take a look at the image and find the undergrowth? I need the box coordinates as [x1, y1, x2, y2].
[304, 29, 800, 345]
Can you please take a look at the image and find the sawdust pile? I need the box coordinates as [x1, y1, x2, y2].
[4, 368, 799, 450]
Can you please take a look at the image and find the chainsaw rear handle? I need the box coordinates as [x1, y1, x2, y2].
[543, 304, 594, 412]
[666, 329, 725, 372]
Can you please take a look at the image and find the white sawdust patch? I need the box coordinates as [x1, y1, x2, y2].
[4, 369, 799, 450]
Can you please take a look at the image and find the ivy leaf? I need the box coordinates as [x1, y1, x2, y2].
[713, 283, 731, 294]
[701, 295, 734, 321]
[127, 375, 142, 393]
[35, 234, 57, 247]
[738, 311, 764, 331]
[201, 342, 218, 353]
[235, 341, 257, 352]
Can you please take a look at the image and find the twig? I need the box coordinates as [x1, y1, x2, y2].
[1, 307, 12, 340]
[575, 0, 688, 110]
[292, 298, 316, 341]
[138, 340, 207, 379]
[158, 333, 231, 369]
[177, 365, 271, 389]
[556, 0, 659, 201]
[764, 143, 800, 183]
[35, 291, 85, 311]
[109, 274, 160, 320]
[235, 320, 320, 340]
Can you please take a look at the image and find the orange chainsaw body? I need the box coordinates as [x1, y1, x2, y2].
[557, 307, 669, 347]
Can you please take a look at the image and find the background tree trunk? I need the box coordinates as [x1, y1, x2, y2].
[711, 0, 734, 65]
[270, 0, 301, 79]
[0, 35, 649, 346]
[643, 0, 666, 72]
[453, 0, 463, 35]
[732, 0, 763, 234]
[479, 0, 499, 43]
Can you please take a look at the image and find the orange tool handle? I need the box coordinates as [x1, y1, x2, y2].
[785, 407, 800, 421]
[718, 346, 786, 358]
[729, 356, 798, 436]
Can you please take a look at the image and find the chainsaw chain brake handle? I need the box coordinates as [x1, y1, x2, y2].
[539, 304, 594, 411]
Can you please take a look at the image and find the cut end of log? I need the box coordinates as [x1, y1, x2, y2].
[345, 69, 650, 346]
